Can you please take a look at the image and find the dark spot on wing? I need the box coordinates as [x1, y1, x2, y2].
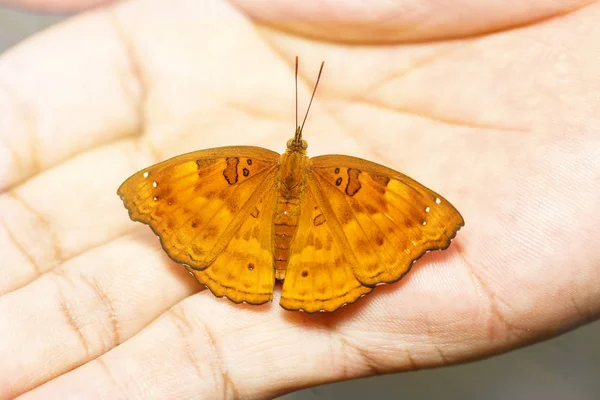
[313, 214, 326, 226]
[314, 237, 323, 250]
[372, 174, 391, 187]
[345, 168, 362, 196]
[223, 157, 239, 185]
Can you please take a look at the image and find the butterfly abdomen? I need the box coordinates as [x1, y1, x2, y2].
[273, 151, 308, 280]
[273, 194, 301, 280]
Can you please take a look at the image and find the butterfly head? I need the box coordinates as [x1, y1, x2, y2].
[287, 126, 308, 152]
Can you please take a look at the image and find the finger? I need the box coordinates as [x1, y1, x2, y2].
[15, 258, 488, 400]
[0, 137, 156, 294]
[233, 0, 593, 43]
[0, 10, 142, 190]
[0, 231, 198, 399]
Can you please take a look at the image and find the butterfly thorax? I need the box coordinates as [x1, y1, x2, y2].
[273, 147, 309, 280]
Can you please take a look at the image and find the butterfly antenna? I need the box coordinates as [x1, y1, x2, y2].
[298, 60, 325, 141]
[295, 56, 299, 135]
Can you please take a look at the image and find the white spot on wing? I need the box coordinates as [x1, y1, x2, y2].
[435, 198, 441, 204]
[422, 221, 427, 225]
[153, 196, 158, 201]
[143, 172, 149, 178]
[153, 181, 158, 187]
[425, 206, 430, 213]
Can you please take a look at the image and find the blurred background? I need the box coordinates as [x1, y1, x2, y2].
[1, 6, 598, 400]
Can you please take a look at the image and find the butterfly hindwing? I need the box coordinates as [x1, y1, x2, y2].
[187, 183, 278, 304]
[308, 155, 464, 288]
[280, 181, 373, 313]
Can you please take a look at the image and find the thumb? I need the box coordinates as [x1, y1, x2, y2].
[231, 0, 591, 43]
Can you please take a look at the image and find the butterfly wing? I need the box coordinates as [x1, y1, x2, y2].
[279, 182, 373, 313]
[309, 155, 464, 287]
[118, 146, 280, 304]
[280, 154, 463, 312]
[187, 183, 278, 304]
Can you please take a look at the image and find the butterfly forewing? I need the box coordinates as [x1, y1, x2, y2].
[117, 146, 280, 299]
[308, 155, 464, 287]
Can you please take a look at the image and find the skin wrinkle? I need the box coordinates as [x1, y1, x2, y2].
[201, 320, 240, 400]
[331, 94, 529, 133]
[432, 341, 450, 365]
[51, 267, 76, 287]
[0, 219, 41, 276]
[169, 308, 204, 382]
[337, 324, 460, 375]
[339, 333, 349, 380]
[79, 275, 122, 348]
[107, 9, 148, 140]
[4, 222, 137, 296]
[251, 0, 599, 45]
[0, 133, 24, 181]
[337, 335, 382, 376]
[403, 348, 420, 371]
[366, 147, 397, 174]
[5, 129, 157, 197]
[170, 304, 240, 399]
[5, 190, 62, 268]
[0, 80, 41, 188]
[133, 133, 162, 169]
[94, 356, 123, 395]
[455, 248, 533, 344]
[54, 275, 92, 358]
[569, 292, 586, 320]
[298, 314, 387, 378]
[347, 43, 468, 99]
[312, 46, 530, 134]
[223, 98, 291, 123]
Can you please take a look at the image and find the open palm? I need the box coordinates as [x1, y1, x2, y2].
[1, 0, 599, 398]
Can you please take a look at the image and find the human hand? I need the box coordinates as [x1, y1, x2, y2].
[1, 0, 599, 398]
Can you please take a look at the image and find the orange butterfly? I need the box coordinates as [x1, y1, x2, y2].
[118, 58, 464, 313]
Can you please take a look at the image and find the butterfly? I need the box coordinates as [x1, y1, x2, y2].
[118, 58, 464, 313]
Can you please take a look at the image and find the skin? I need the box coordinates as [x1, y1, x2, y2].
[1, 0, 599, 398]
